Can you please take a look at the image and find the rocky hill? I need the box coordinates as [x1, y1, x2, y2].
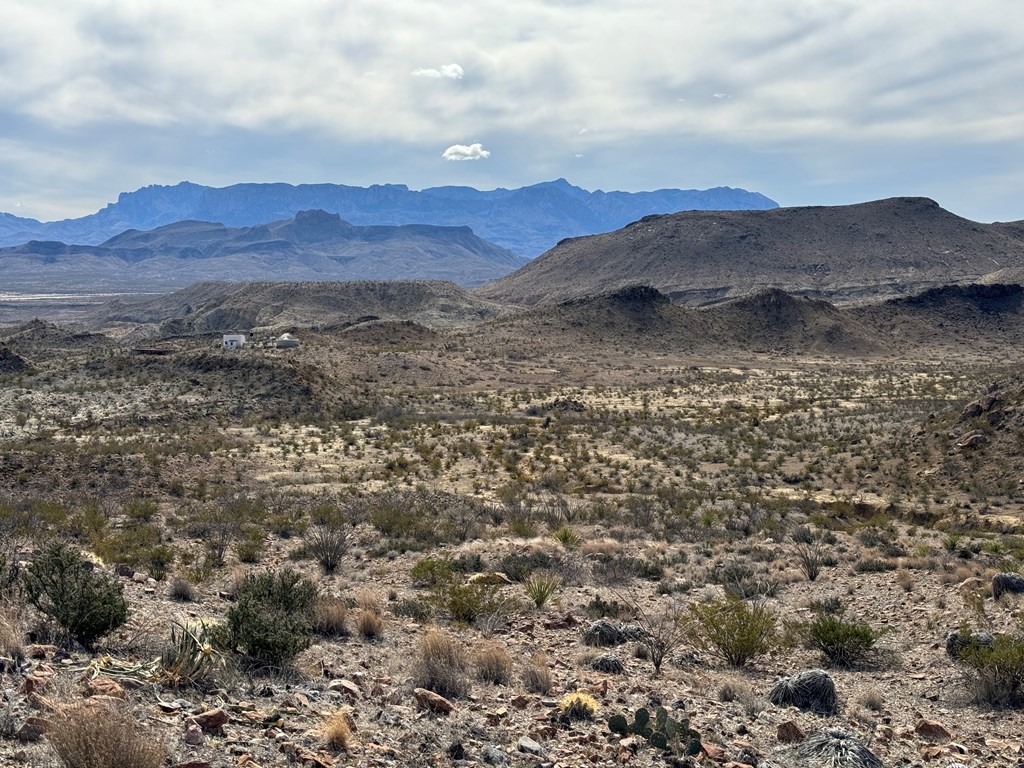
[0, 210, 527, 292]
[475, 198, 1024, 307]
[0, 179, 777, 257]
[94, 280, 510, 334]
[468, 283, 1024, 359]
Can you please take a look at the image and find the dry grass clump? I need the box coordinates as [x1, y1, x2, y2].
[474, 641, 513, 685]
[355, 609, 383, 640]
[356, 590, 383, 614]
[313, 596, 350, 637]
[321, 708, 355, 751]
[168, 576, 197, 602]
[47, 700, 167, 768]
[0, 606, 24, 661]
[522, 651, 553, 694]
[414, 629, 470, 699]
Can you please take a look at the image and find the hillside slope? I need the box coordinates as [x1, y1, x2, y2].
[475, 198, 1024, 307]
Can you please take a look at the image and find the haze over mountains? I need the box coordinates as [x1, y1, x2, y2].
[476, 197, 1024, 307]
[0, 179, 778, 257]
[0, 209, 525, 292]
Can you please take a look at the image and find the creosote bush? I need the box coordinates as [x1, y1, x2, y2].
[47, 700, 167, 768]
[688, 596, 777, 667]
[807, 614, 883, 668]
[956, 633, 1024, 707]
[225, 569, 318, 666]
[23, 542, 128, 648]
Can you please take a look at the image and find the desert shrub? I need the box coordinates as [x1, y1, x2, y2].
[807, 614, 883, 668]
[523, 572, 561, 609]
[522, 652, 552, 694]
[313, 596, 350, 637]
[355, 609, 384, 640]
[225, 569, 317, 666]
[410, 555, 455, 587]
[688, 596, 777, 667]
[712, 561, 778, 599]
[47, 699, 167, 768]
[498, 551, 556, 582]
[769, 669, 840, 716]
[414, 630, 470, 698]
[234, 530, 265, 564]
[432, 580, 506, 624]
[796, 541, 826, 581]
[305, 523, 349, 575]
[558, 691, 598, 720]
[631, 602, 688, 674]
[474, 641, 513, 685]
[168, 576, 197, 602]
[956, 634, 1024, 707]
[808, 596, 844, 615]
[91, 523, 174, 580]
[392, 597, 435, 621]
[23, 542, 128, 648]
[593, 554, 663, 585]
[854, 557, 897, 573]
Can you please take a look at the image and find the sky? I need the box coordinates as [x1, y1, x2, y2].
[2, 1, 1024, 223]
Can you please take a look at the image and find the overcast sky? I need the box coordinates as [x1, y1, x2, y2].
[3, 1, 1023, 222]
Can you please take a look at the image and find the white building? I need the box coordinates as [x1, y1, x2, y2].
[276, 333, 300, 349]
[222, 334, 246, 349]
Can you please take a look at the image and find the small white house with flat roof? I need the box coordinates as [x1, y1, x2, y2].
[222, 334, 246, 349]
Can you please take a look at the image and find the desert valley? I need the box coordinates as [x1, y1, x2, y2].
[1, 184, 1024, 768]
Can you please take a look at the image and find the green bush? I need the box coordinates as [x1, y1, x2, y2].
[432, 580, 507, 624]
[410, 555, 455, 587]
[23, 542, 128, 648]
[688, 596, 777, 667]
[957, 634, 1024, 707]
[807, 614, 882, 667]
[225, 570, 318, 666]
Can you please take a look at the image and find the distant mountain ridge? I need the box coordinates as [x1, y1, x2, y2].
[475, 197, 1024, 306]
[0, 179, 778, 256]
[0, 209, 526, 292]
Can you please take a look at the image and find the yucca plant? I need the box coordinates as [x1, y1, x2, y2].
[157, 621, 227, 688]
[523, 572, 561, 609]
[552, 525, 582, 549]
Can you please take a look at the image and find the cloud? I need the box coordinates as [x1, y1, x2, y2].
[412, 64, 464, 80]
[442, 143, 490, 161]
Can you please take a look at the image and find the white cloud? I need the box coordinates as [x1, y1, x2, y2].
[442, 143, 490, 161]
[412, 63, 464, 80]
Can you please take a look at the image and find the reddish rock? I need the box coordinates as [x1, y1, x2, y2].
[184, 723, 204, 745]
[16, 717, 48, 742]
[414, 687, 455, 714]
[328, 678, 362, 700]
[777, 720, 806, 743]
[915, 719, 952, 742]
[83, 676, 126, 699]
[190, 707, 229, 733]
[172, 761, 214, 768]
